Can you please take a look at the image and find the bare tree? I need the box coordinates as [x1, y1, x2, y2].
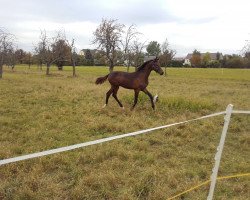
[34, 30, 49, 73]
[26, 52, 32, 69]
[242, 38, 250, 58]
[15, 49, 26, 64]
[132, 40, 146, 70]
[160, 38, 176, 75]
[34, 30, 70, 75]
[0, 28, 16, 78]
[6, 47, 17, 71]
[93, 18, 124, 72]
[67, 39, 78, 77]
[122, 24, 141, 72]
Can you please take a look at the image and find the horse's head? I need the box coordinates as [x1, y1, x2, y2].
[151, 57, 164, 75]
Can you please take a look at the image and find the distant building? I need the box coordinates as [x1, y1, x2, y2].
[172, 57, 185, 61]
[184, 52, 223, 66]
[79, 49, 99, 57]
[144, 55, 156, 62]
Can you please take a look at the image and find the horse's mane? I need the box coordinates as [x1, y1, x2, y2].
[136, 60, 153, 71]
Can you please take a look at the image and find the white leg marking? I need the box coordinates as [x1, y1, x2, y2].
[102, 104, 107, 108]
[153, 95, 158, 103]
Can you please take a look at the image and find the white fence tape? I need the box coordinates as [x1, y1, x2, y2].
[232, 110, 250, 114]
[0, 110, 249, 166]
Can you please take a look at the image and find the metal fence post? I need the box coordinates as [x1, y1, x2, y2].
[207, 104, 233, 200]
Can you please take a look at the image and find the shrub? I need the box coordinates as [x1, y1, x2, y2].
[169, 60, 184, 67]
[207, 60, 221, 68]
[224, 57, 244, 68]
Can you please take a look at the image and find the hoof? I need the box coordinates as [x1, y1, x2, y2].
[102, 104, 107, 108]
[153, 95, 158, 103]
[122, 107, 125, 110]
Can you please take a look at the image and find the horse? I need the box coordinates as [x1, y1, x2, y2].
[95, 57, 164, 110]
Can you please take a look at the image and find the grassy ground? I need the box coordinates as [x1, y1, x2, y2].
[0, 65, 249, 199]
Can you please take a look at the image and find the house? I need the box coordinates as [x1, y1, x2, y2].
[144, 55, 156, 62]
[172, 57, 185, 61]
[79, 49, 98, 57]
[184, 52, 223, 66]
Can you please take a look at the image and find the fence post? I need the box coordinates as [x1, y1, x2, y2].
[207, 104, 233, 200]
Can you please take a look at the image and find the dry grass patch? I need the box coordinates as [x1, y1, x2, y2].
[0, 65, 249, 199]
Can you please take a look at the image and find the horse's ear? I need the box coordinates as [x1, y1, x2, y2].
[154, 57, 159, 62]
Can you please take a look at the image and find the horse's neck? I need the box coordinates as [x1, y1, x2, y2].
[137, 66, 152, 81]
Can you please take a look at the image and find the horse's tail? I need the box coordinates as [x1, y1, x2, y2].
[95, 74, 109, 85]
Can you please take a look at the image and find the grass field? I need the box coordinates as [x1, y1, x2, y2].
[0, 65, 249, 199]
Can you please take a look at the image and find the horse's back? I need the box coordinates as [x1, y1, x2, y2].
[108, 71, 139, 89]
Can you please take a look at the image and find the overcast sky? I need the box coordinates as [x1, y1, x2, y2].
[0, 0, 249, 56]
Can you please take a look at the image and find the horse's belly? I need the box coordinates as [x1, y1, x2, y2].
[108, 72, 146, 90]
[111, 79, 135, 89]
[120, 83, 136, 89]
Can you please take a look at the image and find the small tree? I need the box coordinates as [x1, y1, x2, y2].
[242, 38, 250, 56]
[34, 30, 70, 75]
[52, 38, 71, 71]
[24, 52, 33, 69]
[202, 52, 211, 67]
[84, 49, 94, 66]
[15, 49, 26, 64]
[6, 47, 16, 70]
[93, 18, 124, 72]
[190, 49, 202, 67]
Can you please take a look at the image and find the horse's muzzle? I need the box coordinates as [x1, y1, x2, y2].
[160, 71, 164, 75]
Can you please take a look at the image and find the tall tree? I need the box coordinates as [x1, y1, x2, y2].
[159, 38, 176, 75]
[0, 28, 15, 79]
[132, 40, 146, 70]
[93, 18, 124, 72]
[122, 24, 141, 72]
[146, 41, 161, 56]
[94, 50, 106, 66]
[67, 39, 78, 77]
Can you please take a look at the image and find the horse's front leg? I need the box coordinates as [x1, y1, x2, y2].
[142, 88, 155, 110]
[131, 89, 140, 110]
[112, 86, 124, 109]
[103, 86, 114, 108]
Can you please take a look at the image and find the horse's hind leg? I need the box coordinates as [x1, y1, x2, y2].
[112, 86, 124, 109]
[103, 86, 114, 108]
[143, 88, 155, 110]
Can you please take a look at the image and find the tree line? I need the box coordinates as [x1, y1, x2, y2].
[1, 18, 250, 79]
[0, 19, 175, 78]
[184, 49, 250, 68]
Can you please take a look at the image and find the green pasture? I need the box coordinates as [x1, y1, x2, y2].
[0, 65, 249, 199]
